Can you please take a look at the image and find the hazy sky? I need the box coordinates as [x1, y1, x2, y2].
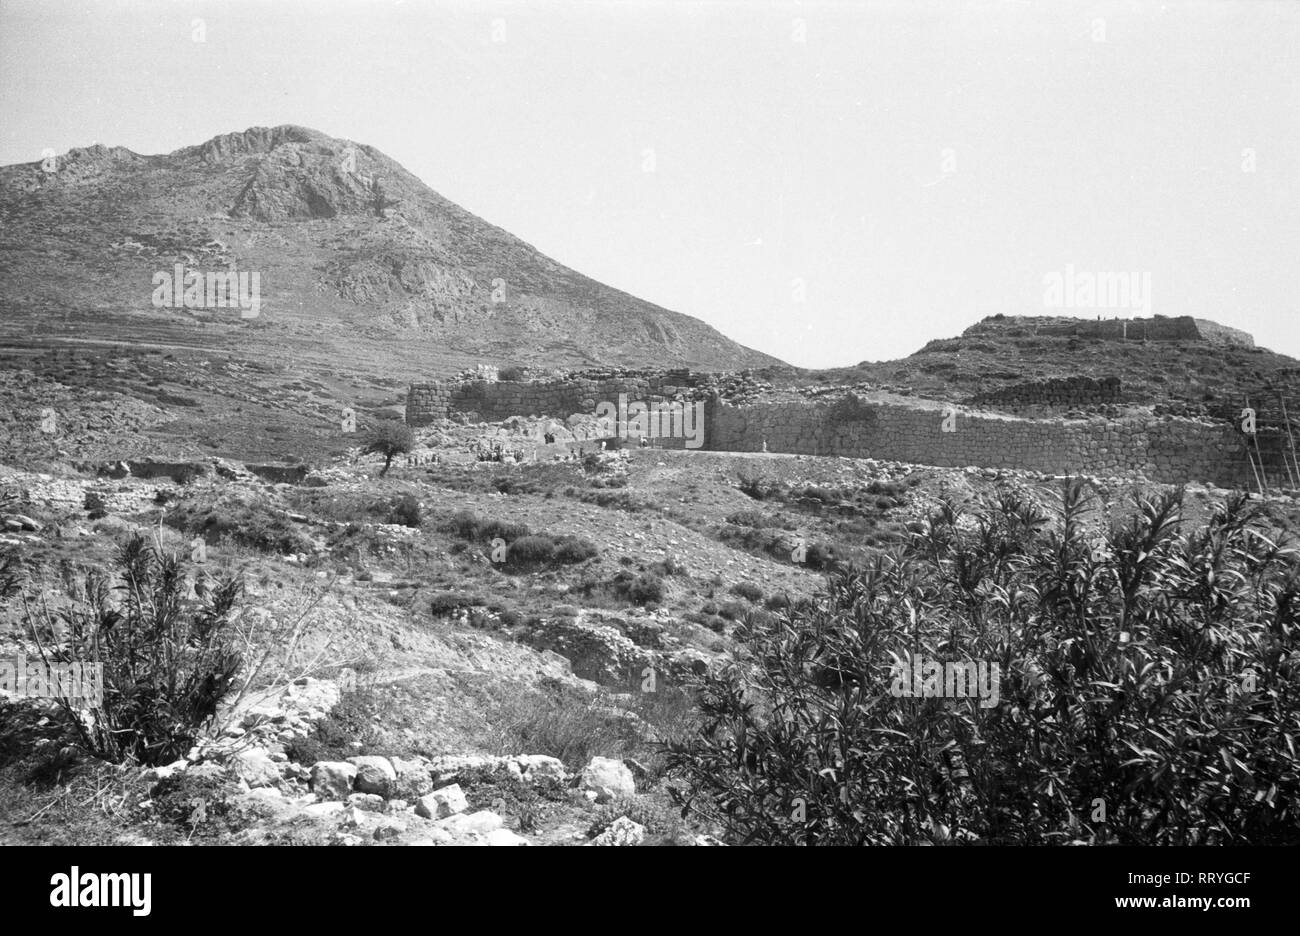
[1, 0, 1296, 368]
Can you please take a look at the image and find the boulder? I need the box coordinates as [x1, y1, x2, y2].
[390, 756, 433, 798]
[515, 754, 568, 783]
[415, 783, 469, 820]
[310, 761, 357, 800]
[485, 828, 530, 846]
[232, 747, 283, 788]
[438, 810, 503, 835]
[348, 755, 396, 796]
[580, 756, 636, 802]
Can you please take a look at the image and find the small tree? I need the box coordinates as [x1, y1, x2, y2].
[363, 419, 413, 477]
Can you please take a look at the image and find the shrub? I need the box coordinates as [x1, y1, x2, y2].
[389, 493, 421, 528]
[730, 581, 764, 603]
[480, 519, 531, 543]
[717, 600, 749, 621]
[611, 571, 665, 607]
[553, 535, 599, 565]
[726, 509, 772, 528]
[448, 509, 481, 539]
[507, 535, 556, 568]
[19, 535, 244, 766]
[498, 365, 527, 382]
[430, 592, 485, 616]
[764, 592, 792, 611]
[666, 482, 1300, 845]
[802, 486, 837, 503]
[737, 469, 779, 501]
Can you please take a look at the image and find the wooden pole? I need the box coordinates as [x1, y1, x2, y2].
[1281, 395, 1300, 491]
[1245, 396, 1266, 495]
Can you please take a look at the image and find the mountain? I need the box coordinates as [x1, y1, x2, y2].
[0, 125, 781, 375]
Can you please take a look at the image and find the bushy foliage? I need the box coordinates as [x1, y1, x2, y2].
[737, 469, 780, 501]
[165, 492, 311, 556]
[506, 535, 556, 567]
[730, 581, 764, 603]
[21, 535, 245, 766]
[429, 591, 487, 617]
[443, 510, 598, 570]
[666, 481, 1300, 845]
[362, 419, 413, 477]
[388, 493, 421, 528]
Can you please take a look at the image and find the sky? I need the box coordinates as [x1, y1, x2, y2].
[1, 0, 1296, 368]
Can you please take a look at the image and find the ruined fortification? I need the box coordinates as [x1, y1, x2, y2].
[406, 317, 1275, 488]
[966, 314, 1255, 347]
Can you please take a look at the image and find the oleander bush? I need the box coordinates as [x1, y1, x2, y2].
[18, 535, 245, 766]
[666, 480, 1300, 845]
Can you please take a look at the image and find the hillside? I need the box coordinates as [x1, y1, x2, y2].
[0, 125, 781, 375]
[799, 314, 1300, 415]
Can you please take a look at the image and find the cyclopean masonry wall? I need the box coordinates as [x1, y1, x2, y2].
[407, 377, 1255, 486]
[970, 376, 1123, 410]
[704, 400, 1252, 487]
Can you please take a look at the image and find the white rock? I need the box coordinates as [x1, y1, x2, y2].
[233, 747, 283, 789]
[415, 783, 469, 819]
[347, 793, 386, 812]
[303, 801, 345, 817]
[515, 754, 568, 782]
[390, 756, 433, 797]
[579, 756, 636, 802]
[485, 828, 530, 846]
[438, 810, 503, 835]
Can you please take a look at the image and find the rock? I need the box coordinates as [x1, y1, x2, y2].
[310, 761, 357, 800]
[591, 816, 646, 847]
[390, 756, 433, 798]
[692, 834, 727, 846]
[485, 828, 530, 846]
[347, 793, 386, 812]
[438, 810, 503, 836]
[141, 760, 188, 784]
[232, 748, 283, 789]
[515, 754, 568, 782]
[186, 761, 228, 782]
[580, 756, 636, 802]
[415, 783, 469, 820]
[303, 801, 345, 818]
[348, 755, 396, 796]
[373, 823, 404, 842]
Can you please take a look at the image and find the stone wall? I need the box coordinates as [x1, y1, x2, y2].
[705, 400, 1251, 486]
[407, 375, 1256, 486]
[971, 376, 1122, 409]
[1031, 315, 1254, 347]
